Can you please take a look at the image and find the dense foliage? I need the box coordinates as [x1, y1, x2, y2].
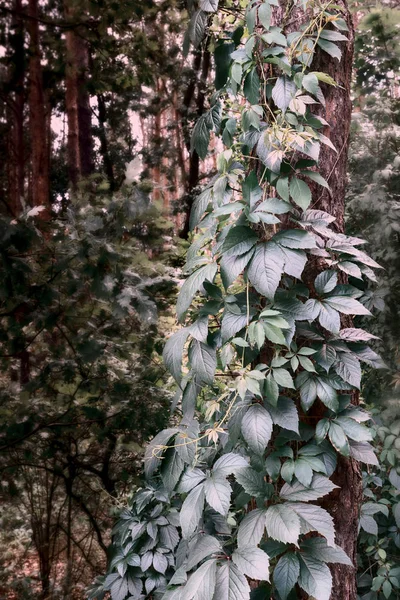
[0, 188, 176, 597]
[92, 2, 394, 600]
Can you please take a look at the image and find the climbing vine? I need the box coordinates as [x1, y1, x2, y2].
[90, 1, 385, 599]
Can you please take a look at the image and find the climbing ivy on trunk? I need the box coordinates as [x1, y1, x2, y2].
[91, 2, 385, 599]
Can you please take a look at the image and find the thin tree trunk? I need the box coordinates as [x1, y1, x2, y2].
[97, 93, 115, 191]
[179, 48, 211, 239]
[28, 0, 49, 208]
[7, 0, 25, 215]
[64, 0, 93, 189]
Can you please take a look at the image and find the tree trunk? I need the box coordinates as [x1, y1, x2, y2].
[28, 0, 49, 208]
[64, 0, 94, 189]
[278, 2, 359, 598]
[7, 0, 25, 216]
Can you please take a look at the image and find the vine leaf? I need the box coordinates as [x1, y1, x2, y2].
[237, 508, 267, 548]
[177, 263, 218, 320]
[272, 76, 297, 111]
[247, 242, 285, 299]
[241, 404, 273, 455]
[265, 504, 301, 545]
[181, 558, 217, 600]
[273, 552, 300, 600]
[213, 563, 251, 600]
[298, 554, 332, 600]
[180, 483, 205, 539]
[231, 546, 270, 581]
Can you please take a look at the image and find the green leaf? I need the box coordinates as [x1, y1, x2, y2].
[334, 417, 372, 442]
[265, 504, 301, 545]
[272, 76, 297, 111]
[319, 30, 348, 42]
[318, 302, 340, 333]
[238, 509, 267, 548]
[300, 539, 352, 565]
[220, 226, 258, 257]
[213, 452, 249, 476]
[161, 448, 185, 491]
[349, 441, 378, 466]
[190, 188, 213, 229]
[298, 554, 332, 600]
[180, 483, 206, 539]
[280, 474, 338, 501]
[244, 68, 260, 105]
[268, 396, 299, 434]
[199, 0, 219, 12]
[186, 535, 222, 571]
[204, 474, 232, 515]
[274, 229, 316, 249]
[324, 295, 371, 315]
[191, 115, 210, 159]
[163, 328, 190, 384]
[258, 3, 271, 29]
[182, 559, 217, 600]
[289, 178, 312, 210]
[232, 546, 270, 581]
[242, 171, 262, 208]
[317, 38, 342, 61]
[328, 422, 350, 456]
[302, 72, 320, 95]
[221, 248, 255, 290]
[145, 428, 179, 478]
[333, 353, 361, 388]
[273, 553, 300, 600]
[280, 247, 307, 279]
[177, 263, 218, 320]
[213, 563, 251, 600]
[241, 404, 273, 455]
[294, 458, 313, 487]
[189, 340, 217, 385]
[247, 242, 284, 300]
[179, 468, 206, 493]
[236, 467, 266, 497]
[276, 177, 290, 201]
[290, 502, 335, 546]
[188, 9, 208, 48]
[314, 270, 337, 295]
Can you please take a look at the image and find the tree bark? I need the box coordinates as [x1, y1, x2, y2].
[64, 0, 94, 189]
[7, 0, 25, 215]
[280, 2, 359, 598]
[28, 0, 50, 208]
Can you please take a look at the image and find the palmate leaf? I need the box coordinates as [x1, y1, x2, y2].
[181, 559, 217, 600]
[231, 546, 270, 581]
[290, 502, 335, 546]
[272, 76, 297, 111]
[247, 242, 285, 299]
[237, 508, 267, 547]
[241, 404, 273, 455]
[163, 327, 190, 384]
[180, 483, 205, 539]
[177, 263, 218, 320]
[273, 552, 300, 600]
[204, 473, 232, 515]
[298, 554, 332, 600]
[265, 504, 301, 545]
[189, 340, 217, 385]
[186, 534, 222, 571]
[280, 474, 339, 501]
[213, 563, 250, 600]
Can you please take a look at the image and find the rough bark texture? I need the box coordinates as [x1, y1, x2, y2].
[28, 0, 50, 207]
[7, 0, 25, 215]
[64, 0, 94, 189]
[276, 3, 360, 598]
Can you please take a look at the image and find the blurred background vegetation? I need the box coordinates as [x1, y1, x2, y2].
[0, 0, 399, 598]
